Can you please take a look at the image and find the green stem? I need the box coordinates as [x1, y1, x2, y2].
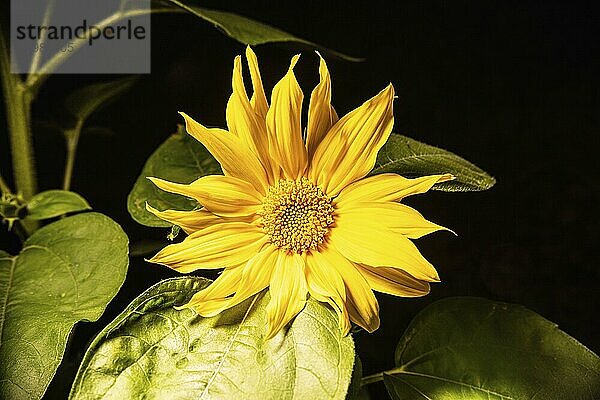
[0, 25, 37, 201]
[62, 122, 83, 191]
[361, 368, 404, 387]
[361, 373, 384, 386]
[28, 0, 56, 75]
[0, 174, 12, 195]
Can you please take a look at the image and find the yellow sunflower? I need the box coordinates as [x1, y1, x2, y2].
[147, 46, 453, 339]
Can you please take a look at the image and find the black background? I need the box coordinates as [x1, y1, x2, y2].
[1, 1, 599, 398]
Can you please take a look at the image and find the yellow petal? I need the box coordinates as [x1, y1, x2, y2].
[346, 295, 380, 333]
[335, 201, 450, 239]
[329, 211, 440, 282]
[146, 204, 221, 234]
[305, 250, 350, 335]
[309, 84, 395, 196]
[306, 54, 338, 161]
[336, 173, 454, 204]
[194, 245, 279, 317]
[148, 175, 261, 218]
[357, 264, 430, 297]
[316, 246, 379, 332]
[266, 55, 307, 179]
[178, 266, 243, 314]
[245, 46, 269, 119]
[180, 112, 268, 193]
[148, 222, 266, 273]
[265, 251, 308, 339]
[226, 55, 273, 181]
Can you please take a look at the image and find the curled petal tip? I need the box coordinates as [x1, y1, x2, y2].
[386, 83, 395, 96]
[179, 112, 193, 127]
[289, 54, 301, 69]
[439, 173, 456, 182]
[245, 45, 256, 57]
[264, 326, 278, 340]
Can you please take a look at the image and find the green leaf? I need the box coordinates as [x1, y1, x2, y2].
[129, 239, 167, 258]
[383, 297, 600, 400]
[64, 77, 138, 125]
[373, 134, 496, 191]
[70, 277, 355, 400]
[346, 356, 371, 400]
[0, 213, 129, 400]
[127, 126, 221, 227]
[26, 190, 91, 220]
[159, 1, 361, 61]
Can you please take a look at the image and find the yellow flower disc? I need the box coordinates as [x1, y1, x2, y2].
[258, 178, 334, 253]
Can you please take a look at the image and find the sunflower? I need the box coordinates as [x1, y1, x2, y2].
[147, 47, 452, 339]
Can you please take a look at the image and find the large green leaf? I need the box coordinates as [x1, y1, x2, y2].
[373, 134, 496, 191]
[0, 213, 129, 400]
[127, 126, 221, 227]
[70, 277, 355, 400]
[383, 297, 600, 400]
[346, 356, 370, 400]
[25, 190, 91, 220]
[159, 1, 361, 61]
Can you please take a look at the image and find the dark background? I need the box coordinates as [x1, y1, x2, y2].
[1, 1, 599, 398]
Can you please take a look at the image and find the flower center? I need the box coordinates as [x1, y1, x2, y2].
[259, 178, 334, 253]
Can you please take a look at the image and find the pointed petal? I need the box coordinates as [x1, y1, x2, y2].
[265, 251, 308, 339]
[180, 112, 268, 193]
[306, 54, 338, 161]
[316, 246, 379, 332]
[226, 55, 273, 180]
[306, 250, 350, 335]
[266, 55, 307, 179]
[335, 201, 450, 239]
[148, 222, 266, 273]
[245, 46, 269, 119]
[329, 210, 440, 282]
[309, 84, 395, 196]
[178, 266, 243, 314]
[148, 175, 261, 218]
[357, 264, 430, 297]
[193, 245, 279, 317]
[336, 173, 454, 205]
[346, 295, 380, 333]
[146, 204, 221, 234]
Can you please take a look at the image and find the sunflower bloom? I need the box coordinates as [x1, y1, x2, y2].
[148, 47, 453, 339]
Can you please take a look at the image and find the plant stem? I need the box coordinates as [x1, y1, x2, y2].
[0, 24, 37, 201]
[62, 122, 83, 191]
[0, 174, 12, 195]
[28, 0, 56, 76]
[361, 367, 404, 387]
[361, 372, 384, 386]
